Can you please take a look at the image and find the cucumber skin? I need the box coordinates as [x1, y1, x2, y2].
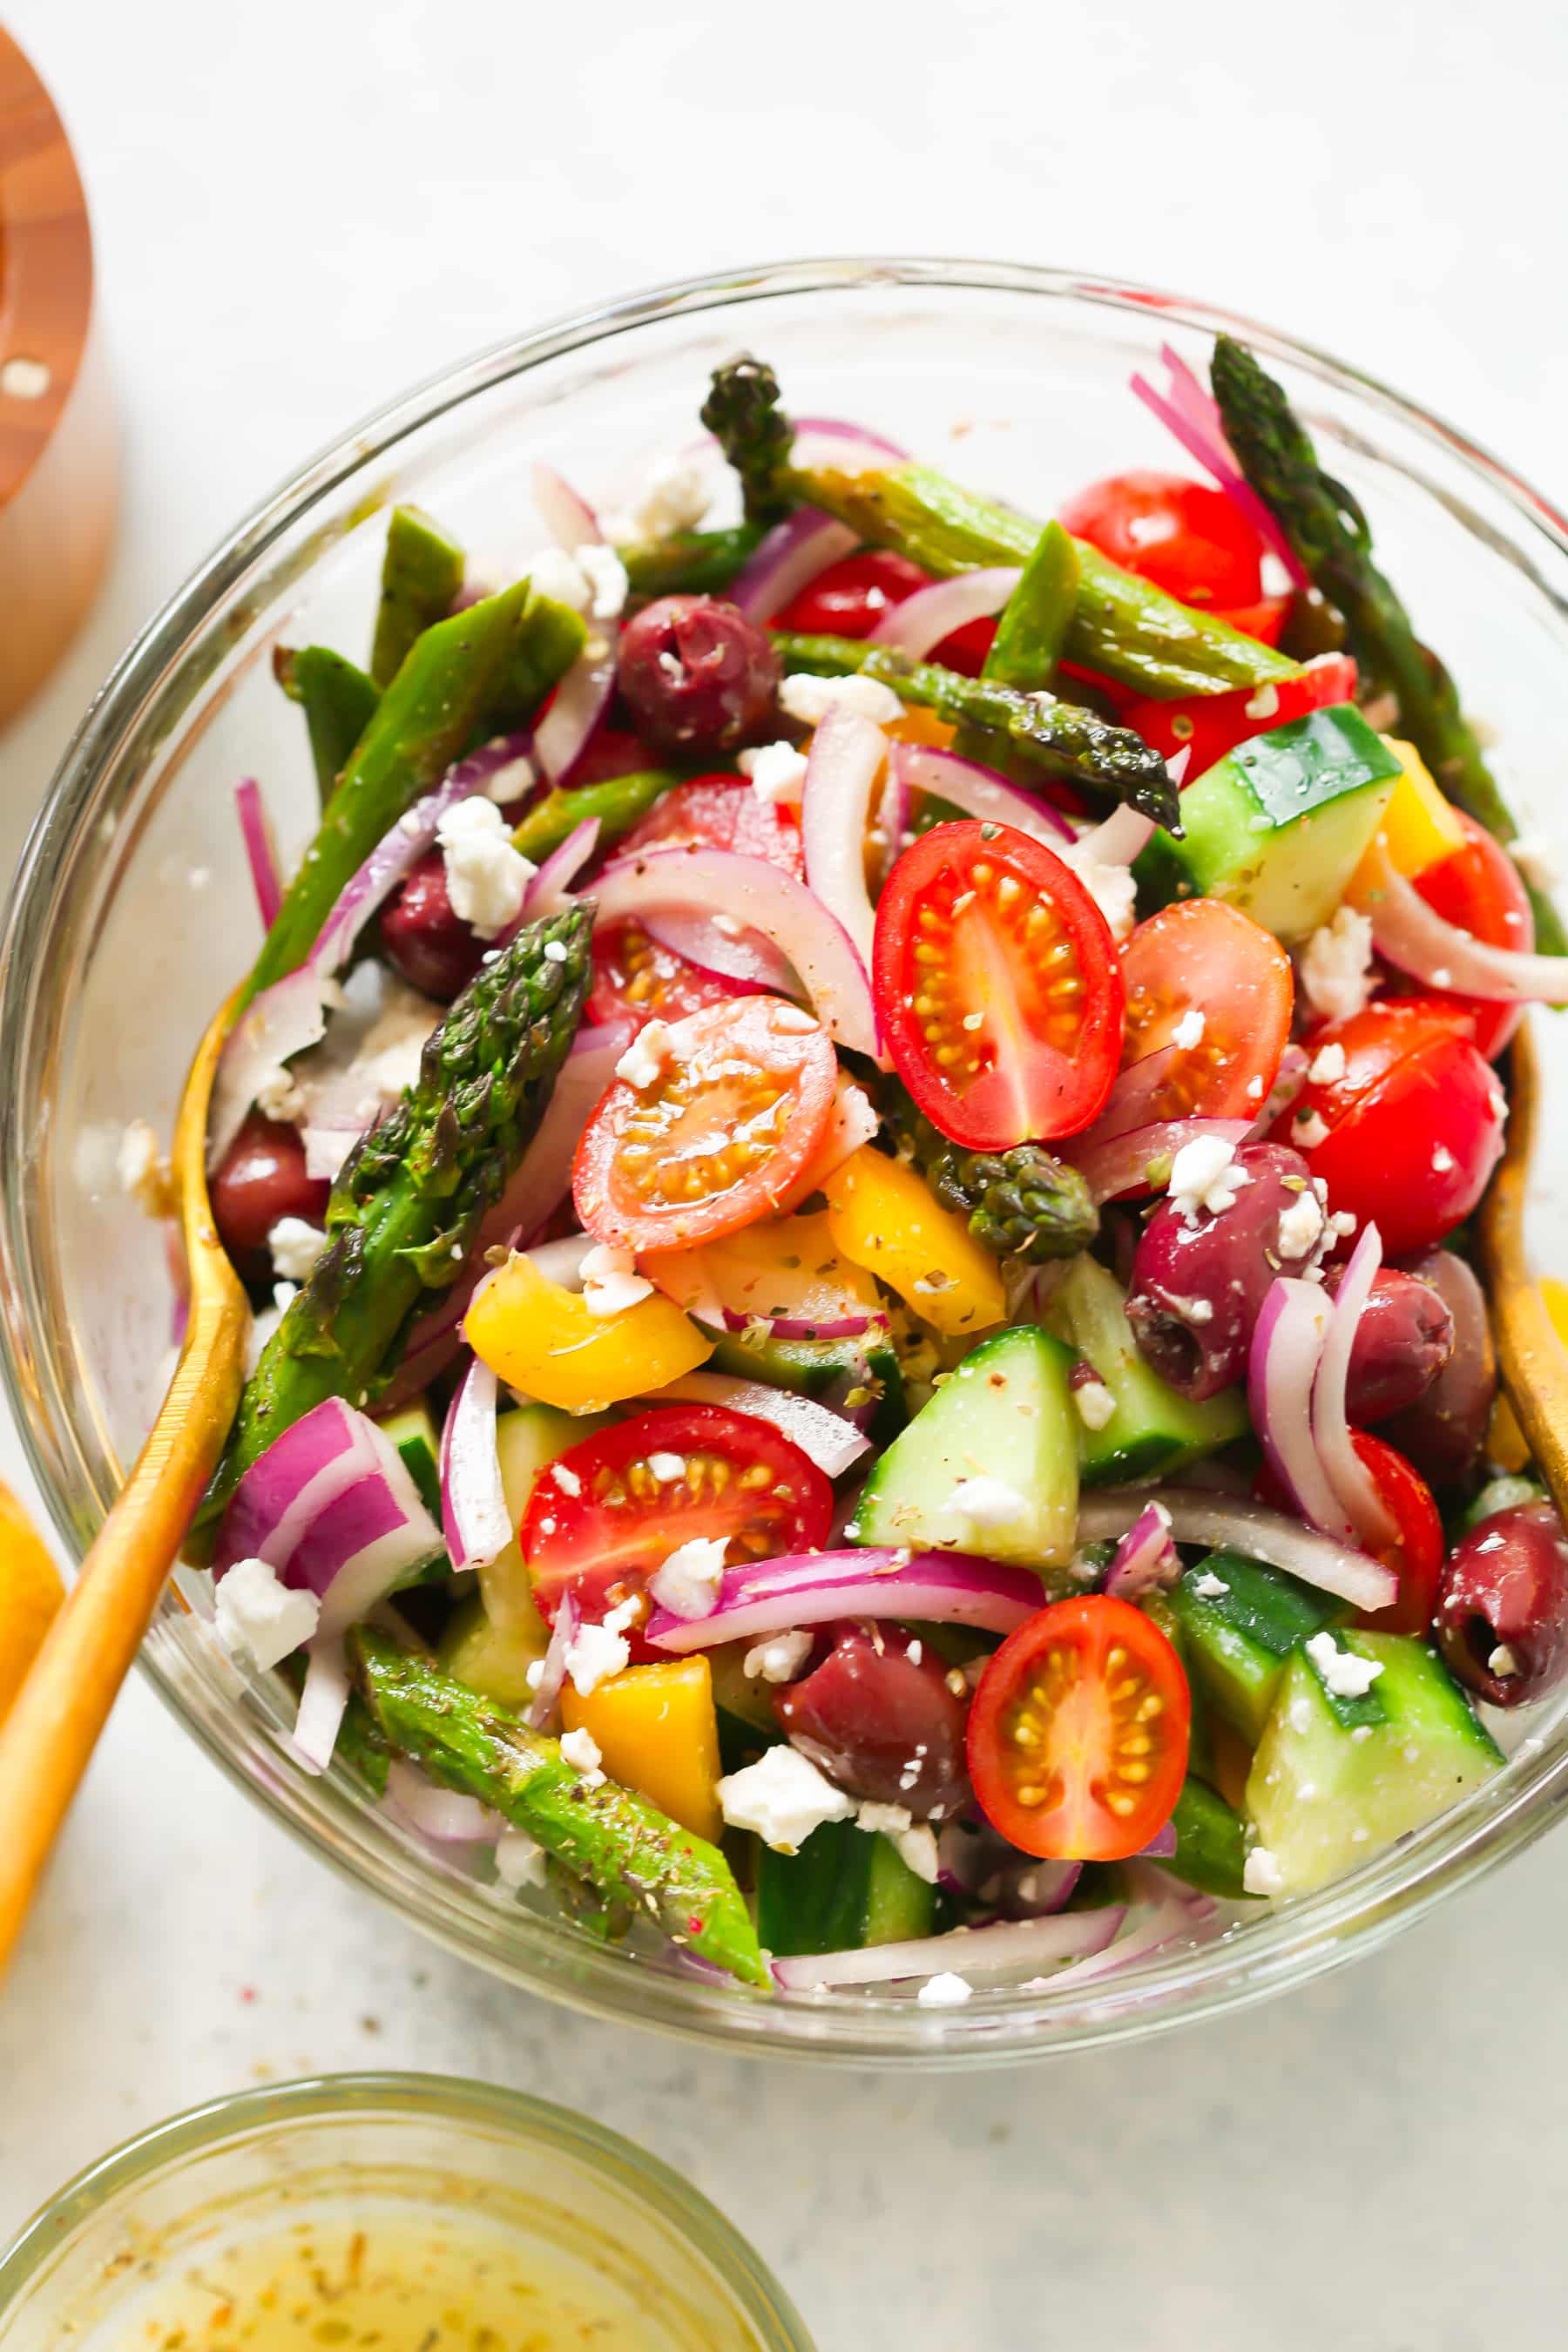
[1170, 1553, 1350, 1746]
[1166, 1778, 1247, 1899]
[755, 1819, 936, 1957]
[1044, 1255, 1247, 1486]
[707, 1329, 906, 1448]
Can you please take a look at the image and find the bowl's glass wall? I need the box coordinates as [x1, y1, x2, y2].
[4, 260, 1568, 2061]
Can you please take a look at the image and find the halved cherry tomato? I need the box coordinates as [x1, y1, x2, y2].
[1119, 900, 1294, 1122]
[967, 1594, 1190, 1861]
[1120, 654, 1358, 786]
[1403, 808, 1533, 1062]
[1274, 998, 1507, 1257]
[521, 1403, 833, 1624]
[1211, 594, 1291, 648]
[1254, 1432, 1443, 1639]
[589, 923, 740, 1031]
[573, 997, 838, 1252]
[774, 550, 933, 638]
[1058, 470, 1266, 607]
[874, 821, 1124, 1149]
[563, 727, 658, 789]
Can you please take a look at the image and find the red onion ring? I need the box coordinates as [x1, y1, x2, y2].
[1131, 346, 1308, 591]
[531, 463, 616, 785]
[440, 1353, 510, 1574]
[801, 704, 888, 962]
[1076, 1486, 1394, 1612]
[647, 1548, 1047, 1654]
[1361, 836, 1566, 1001]
[731, 508, 858, 624]
[888, 741, 1075, 846]
[772, 1904, 1126, 1993]
[1248, 1277, 1358, 1547]
[234, 777, 282, 929]
[1065, 1115, 1252, 1206]
[643, 1370, 871, 1479]
[868, 566, 1020, 660]
[1313, 1221, 1399, 1548]
[1102, 1502, 1180, 1600]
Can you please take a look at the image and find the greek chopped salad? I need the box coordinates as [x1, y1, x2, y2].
[154, 336, 1568, 2004]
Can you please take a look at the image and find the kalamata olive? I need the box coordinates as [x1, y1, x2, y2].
[381, 849, 489, 1003]
[1323, 1265, 1454, 1424]
[210, 1112, 330, 1280]
[774, 1624, 970, 1820]
[1381, 1248, 1496, 1487]
[1125, 1143, 1321, 1400]
[1435, 1502, 1568, 1706]
[616, 595, 780, 753]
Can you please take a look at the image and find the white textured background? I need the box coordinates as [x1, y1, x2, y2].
[3, 3, 1567, 2344]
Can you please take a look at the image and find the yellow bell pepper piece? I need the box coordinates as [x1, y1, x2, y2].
[1348, 739, 1466, 903]
[465, 1252, 711, 1414]
[0, 1479, 63, 1726]
[821, 1146, 1005, 1337]
[1488, 1276, 1568, 1471]
[561, 1657, 723, 1842]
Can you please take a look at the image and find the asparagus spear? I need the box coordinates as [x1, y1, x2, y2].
[984, 519, 1080, 692]
[510, 766, 682, 863]
[274, 645, 381, 809]
[700, 359, 794, 525]
[352, 1628, 769, 1988]
[1210, 333, 1566, 956]
[770, 629, 1179, 829]
[619, 523, 767, 600]
[371, 504, 467, 688]
[880, 1078, 1098, 1263]
[245, 583, 585, 1006]
[207, 908, 592, 1515]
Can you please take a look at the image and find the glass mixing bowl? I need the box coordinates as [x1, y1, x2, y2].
[3, 260, 1565, 2065]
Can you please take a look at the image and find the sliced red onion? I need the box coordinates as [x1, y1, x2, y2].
[524, 1233, 598, 1290]
[591, 847, 879, 1058]
[1085, 1044, 1182, 1146]
[207, 967, 333, 1168]
[1247, 1041, 1308, 1139]
[1314, 1221, 1398, 1548]
[788, 416, 910, 476]
[1065, 1115, 1251, 1206]
[720, 1307, 882, 1342]
[642, 1370, 871, 1478]
[1041, 1889, 1222, 1990]
[1076, 1486, 1395, 1613]
[1071, 803, 1155, 867]
[440, 1354, 511, 1573]
[774, 1074, 880, 1213]
[888, 742, 1075, 846]
[868, 566, 1020, 660]
[937, 1824, 1084, 1917]
[1102, 1501, 1179, 1600]
[526, 1590, 580, 1730]
[801, 705, 888, 963]
[234, 777, 283, 929]
[639, 907, 794, 994]
[532, 463, 599, 551]
[1361, 835, 1565, 1000]
[772, 1903, 1126, 1992]
[1248, 1277, 1358, 1548]
[386, 1757, 504, 1842]
[1131, 346, 1308, 591]
[1137, 1821, 1179, 1861]
[291, 1637, 351, 1775]
[518, 816, 600, 922]
[647, 1548, 1046, 1654]
[531, 464, 615, 784]
[731, 508, 858, 624]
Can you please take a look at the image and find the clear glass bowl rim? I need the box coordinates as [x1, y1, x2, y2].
[3, 254, 1567, 2066]
[0, 2067, 815, 2348]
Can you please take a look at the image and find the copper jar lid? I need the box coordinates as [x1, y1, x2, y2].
[0, 27, 115, 728]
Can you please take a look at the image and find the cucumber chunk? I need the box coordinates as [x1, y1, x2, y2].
[437, 1593, 544, 1707]
[1169, 1551, 1350, 1745]
[850, 1324, 1078, 1569]
[756, 1817, 936, 1957]
[1044, 1255, 1247, 1484]
[708, 1326, 905, 1444]
[1167, 1776, 1248, 1899]
[376, 1400, 443, 1519]
[1136, 705, 1401, 943]
[1246, 1631, 1503, 1895]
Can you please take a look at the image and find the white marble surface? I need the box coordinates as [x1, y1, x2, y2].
[3, 2, 1567, 2342]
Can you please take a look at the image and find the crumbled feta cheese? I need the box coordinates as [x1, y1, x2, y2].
[559, 1727, 605, 1786]
[267, 1216, 328, 1282]
[916, 1970, 973, 2007]
[1069, 858, 1138, 943]
[1430, 967, 1452, 990]
[544, 938, 567, 963]
[600, 453, 711, 547]
[718, 1744, 855, 1852]
[1172, 1007, 1206, 1051]
[477, 738, 537, 803]
[615, 1019, 674, 1091]
[1293, 1108, 1330, 1151]
[646, 1451, 686, 1483]
[1299, 906, 1375, 1023]
[1275, 1187, 1326, 1261]
[739, 740, 809, 806]
[1308, 1040, 1348, 1085]
[1432, 1145, 1456, 1174]
[648, 1534, 728, 1619]
[770, 1005, 819, 1032]
[524, 1658, 547, 1693]
[1244, 683, 1281, 720]
[1489, 1643, 1522, 1679]
[948, 1476, 1031, 1532]
[780, 672, 902, 727]
[854, 1800, 939, 1881]
[213, 1557, 321, 1672]
[1072, 1378, 1117, 1432]
[551, 1463, 582, 1497]
[529, 545, 593, 612]
[564, 1616, 632, 1697]
[1304, 1631, 1385, 1699]
[578, 1241, 654, 1319]
[494, 1828, 549, 1890]
[1191, 1570, 1230, 1599]
[744, 1629, 814, 1684]
[273, 1281, 300, 1315]
[118, 1119, 173, 1217]
[1169, 1133, 1253, 1224]
[1243, 1846, 1285, 1898]
[436, 797, 534, 939]
[576, 542, 629, 619]
[1245, 1073, 1266, 1099]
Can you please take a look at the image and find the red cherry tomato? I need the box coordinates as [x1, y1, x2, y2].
[927, 616, 997, 676]
[588, 922, 740, 1031]
[967, 1595, 1191, 1861]
[563, 727, 658, 790]
[774, 550, 933, 639]
[1119, 899, 1294, 1122]
[1058, 470, 1266, 607]
[573, 996, 838, 1252]
[1211, 595, 1291, 647]
[1121, 654, 1358, 786]
[521, 1404, 834, 1625]
[1403, 809, 1533, 1062]
[874, 820, 1125, 1149]
[1350, 1433, 1444, 1636]
[1275, 998, 1507, 1257]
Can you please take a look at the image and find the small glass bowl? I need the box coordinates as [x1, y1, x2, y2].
[0, 2072, 814, 2349]
[3, 259, 1566, 2065]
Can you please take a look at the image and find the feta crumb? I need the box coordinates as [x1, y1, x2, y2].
[1191, 1570, 1230, 1600]
[544, 938, 567, 963]
[1304, 1630, 1385, 1699]
[1350, 1723, 1373, 1743]
[524, 1658, 547, 1693]
[948, 1476, 1030, 1534]
[1489, 1643, 1521, 1679]
[718, 1744, 855, 1852]
[1243, 1846, 1286, 1898]
[739, 739, 809, 805]
[648, 1534, 728, 1619]
[1169, 1133, 1253, 1224]
[559, 1727, 605, 1787]
[1244, 683, 1281, 720]
[273, 1281, 300, 1314]
[855, 1801, 939, 1882]
[117, 1119, 174, 1217]
[1245, 1073, 1266, 1099]
[213, 1557, 321, 1672]
[1275, 1187, 1326, 1261]
[578, 1240, 654, 1318]
[551, 1463, 582, 1497]
[1432, 1144, 1456, 1174]
[1068, 858, 1138, 943]
[577, 542, 629, 620]
[615, 1019, 674, 1091]
[267, 1216, 328, 1282]
[1172, 1007, 1206, 1051]
[1308, 1040, 1348, 1085]
[1299, 905, 1375, 1023]
[646, 1451, 686, 1483]
[916, 1970, 973, 2007]
[744, 1629, 814, 1684]
[436, 797, 534, 939]
[780, 672, 902, 727]
[1072, 1378, 1117, 1432]
[600, 452, 710, 546]
[1293, 1108, 1330, 1151]
[529, 545, 593, 612]
[564, 1616, 632, 1697]
[494, 1828, 549, 1890]
[770, 1004, 819, 1033]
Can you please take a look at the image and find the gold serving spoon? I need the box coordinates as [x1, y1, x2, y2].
[0, 997, 247, 1977]
[1478, 1022, 1568, 1517]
